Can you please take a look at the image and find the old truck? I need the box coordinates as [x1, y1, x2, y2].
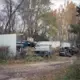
[35, 41, 54, 57]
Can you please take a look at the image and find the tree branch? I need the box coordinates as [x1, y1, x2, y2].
[4, 0, 24, 33]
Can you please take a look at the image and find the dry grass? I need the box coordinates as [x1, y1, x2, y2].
[24, 66, 68, 80]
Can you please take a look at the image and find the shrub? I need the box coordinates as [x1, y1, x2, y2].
[25, 54, 44, 62]
[56, 62, 80, 80]
[0, 46, 9, 60]
[65, 63, 80, 80]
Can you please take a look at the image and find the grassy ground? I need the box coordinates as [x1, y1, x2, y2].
[5, 54, 57, 64]
[56, 59, 80, 80]
[0, 53, 76, 65]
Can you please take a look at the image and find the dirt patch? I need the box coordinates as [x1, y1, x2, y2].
[0, 56, 77, 80]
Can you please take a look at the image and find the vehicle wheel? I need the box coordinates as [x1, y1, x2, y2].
[66, 53, 72, 57]
[59, 53, 65, 56]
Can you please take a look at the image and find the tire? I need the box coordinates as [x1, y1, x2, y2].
[66, 53, 72, 57]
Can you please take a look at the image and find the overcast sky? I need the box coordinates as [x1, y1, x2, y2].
[51, 0, 80, 10]
[0, 0, 80, 10]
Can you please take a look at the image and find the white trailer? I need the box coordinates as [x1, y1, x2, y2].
[0, 34, 16, 57]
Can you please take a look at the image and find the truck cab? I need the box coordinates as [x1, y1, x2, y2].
[35, 42, 53, 57]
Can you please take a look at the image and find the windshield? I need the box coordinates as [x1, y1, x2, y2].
[36, 44, 51, 46]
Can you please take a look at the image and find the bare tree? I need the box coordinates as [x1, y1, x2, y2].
[0, 0, 24, 34]
[56, 1, 76, 41]
[20, 0, 50, 38]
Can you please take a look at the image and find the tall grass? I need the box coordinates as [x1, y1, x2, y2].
[0, 46, 9, 64]
[56, 59, 80, 80]
[0, 46, 9, 60]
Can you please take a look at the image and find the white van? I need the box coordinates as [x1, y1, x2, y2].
[35, 41, 53, 56]
[60, 42, 71, 48]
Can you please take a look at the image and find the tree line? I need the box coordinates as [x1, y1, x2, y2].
[0, 0, 80, 42]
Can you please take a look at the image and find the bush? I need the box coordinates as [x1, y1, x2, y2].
[65, 63, 80, 80]
[25, 54, 44, 62]
[57, 62, 80, 80]
[0, 46, 9, 60]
